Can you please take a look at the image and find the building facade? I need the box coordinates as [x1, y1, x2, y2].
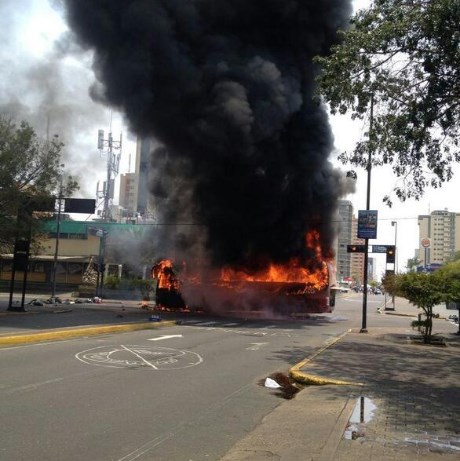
[0, 220, 152, 292]
[350, 215, 365, 283]
[336, 200, 353, 282]
[417, 209, 460, 269]
[119, 172, 138, 219]
[116, 138, 157, 222]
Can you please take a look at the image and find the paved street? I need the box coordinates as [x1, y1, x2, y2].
[0, 292, 357, 461]
[1, 292, 459, 460]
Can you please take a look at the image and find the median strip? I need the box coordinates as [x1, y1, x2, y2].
[0, 321, 177, 346]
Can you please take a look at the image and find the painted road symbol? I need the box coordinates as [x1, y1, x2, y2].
[147, 335, 183, 341]
[75, 345, 203, 370]
[246, 342, 268, 350]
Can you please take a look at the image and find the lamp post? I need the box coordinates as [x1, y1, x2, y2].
[391, 220, 398, 310]
[95, 228, 107, 298]
[360, 95, 374, 334]
[391, 221, 398, 273]
[51, 164, 65, 299]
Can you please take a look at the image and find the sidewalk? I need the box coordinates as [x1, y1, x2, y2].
[0, 294, 176, 344]
[220, 320, 460, 461]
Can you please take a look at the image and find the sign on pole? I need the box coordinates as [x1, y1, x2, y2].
[421, 237, 431, 248]
[357, 210, 378, 239]
[372, 245, 388, 253]
[64, 198, 96, 214]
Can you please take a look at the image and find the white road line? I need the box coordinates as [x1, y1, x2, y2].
[3, 377, 65, 394]
[246, 342, 268, 350]
[120, 345, 158, 369]
[147, 335, 183, 341]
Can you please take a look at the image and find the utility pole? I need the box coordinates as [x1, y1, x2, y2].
[51, 164, 65, 298]
[97, 130, 122, 221]
[360, 95, 374, 334]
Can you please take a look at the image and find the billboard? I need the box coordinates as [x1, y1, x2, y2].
[357, 210, 378, 239]
[64, 198, 96, 214]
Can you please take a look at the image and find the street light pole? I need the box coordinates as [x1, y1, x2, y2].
[95, 229, 107, 298]
[360, 96, 374, 334]
[391, 221, 398, 273]
[51, 165, 65, 299]
[391, 220, 398, 310]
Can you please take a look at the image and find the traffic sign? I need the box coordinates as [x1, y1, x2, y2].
[372, 245, 388, 253]
[421, 238, 431, 248]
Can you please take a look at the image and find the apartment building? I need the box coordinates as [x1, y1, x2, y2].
[418, 209, 460, 268]
[350, 215, 365, 283]
[336, 200, 353, 282]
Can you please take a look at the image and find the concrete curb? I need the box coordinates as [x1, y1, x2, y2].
[0, 320, 177, 346]
[289, 329, 364, 386]
[318, 396, 357, 461]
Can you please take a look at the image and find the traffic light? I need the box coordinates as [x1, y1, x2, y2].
[386, 245, 396, 264]
[347, 244, 366, 253]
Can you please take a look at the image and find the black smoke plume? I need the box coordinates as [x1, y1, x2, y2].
[63, 0, 354, 273]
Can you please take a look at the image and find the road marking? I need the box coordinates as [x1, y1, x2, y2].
[120, 344, 158, 369]
[246, 342, 268, 350]
[147, 335, 183, 341]
[75, 345, 203, 370]
[3, 377, 65, 394]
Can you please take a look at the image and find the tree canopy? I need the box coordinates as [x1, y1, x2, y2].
[0, 117, 78, 252]
[315, 0, 460, 205]
[436, 259, 460, 303]
[383, 270, 445, 342]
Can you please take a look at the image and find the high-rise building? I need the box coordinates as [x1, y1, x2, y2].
[336, 200, 353, 282]
[417, 209, 460, 268]
[350, 215, 365, 283]
[119, 173, 138, 218]
[135, 138, 156, 218]
[117, 138, 156, 222]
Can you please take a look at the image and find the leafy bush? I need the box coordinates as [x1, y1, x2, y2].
[104, 274, 120, 289]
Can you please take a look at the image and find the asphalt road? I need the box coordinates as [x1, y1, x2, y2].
[0, 293, 442, 461]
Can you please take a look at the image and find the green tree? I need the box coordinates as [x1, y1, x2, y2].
[436, 259, 460, 303]
[383, 271, 445, 343]
[436, 260, 460, 334]
[315, 0, 460, 205]
[446, 251, 460, 263]
[406, 257, 421, 272]
[0, 117, 79, 252]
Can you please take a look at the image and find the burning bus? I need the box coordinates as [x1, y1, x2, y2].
[151, 258, 335, 318]
[151, 232, 337, 319]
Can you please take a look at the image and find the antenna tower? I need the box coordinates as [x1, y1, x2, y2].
[97, 129, 122, 221]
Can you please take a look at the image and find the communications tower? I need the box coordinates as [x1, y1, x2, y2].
[96, 129, 122, 221]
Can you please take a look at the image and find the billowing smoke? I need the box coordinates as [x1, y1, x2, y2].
[63, 0, 354, 273]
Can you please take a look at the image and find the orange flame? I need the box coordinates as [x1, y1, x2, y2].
[151, 259, 181, 290]
[220, 230, 329, 291]
[152, 231, 330, 293]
